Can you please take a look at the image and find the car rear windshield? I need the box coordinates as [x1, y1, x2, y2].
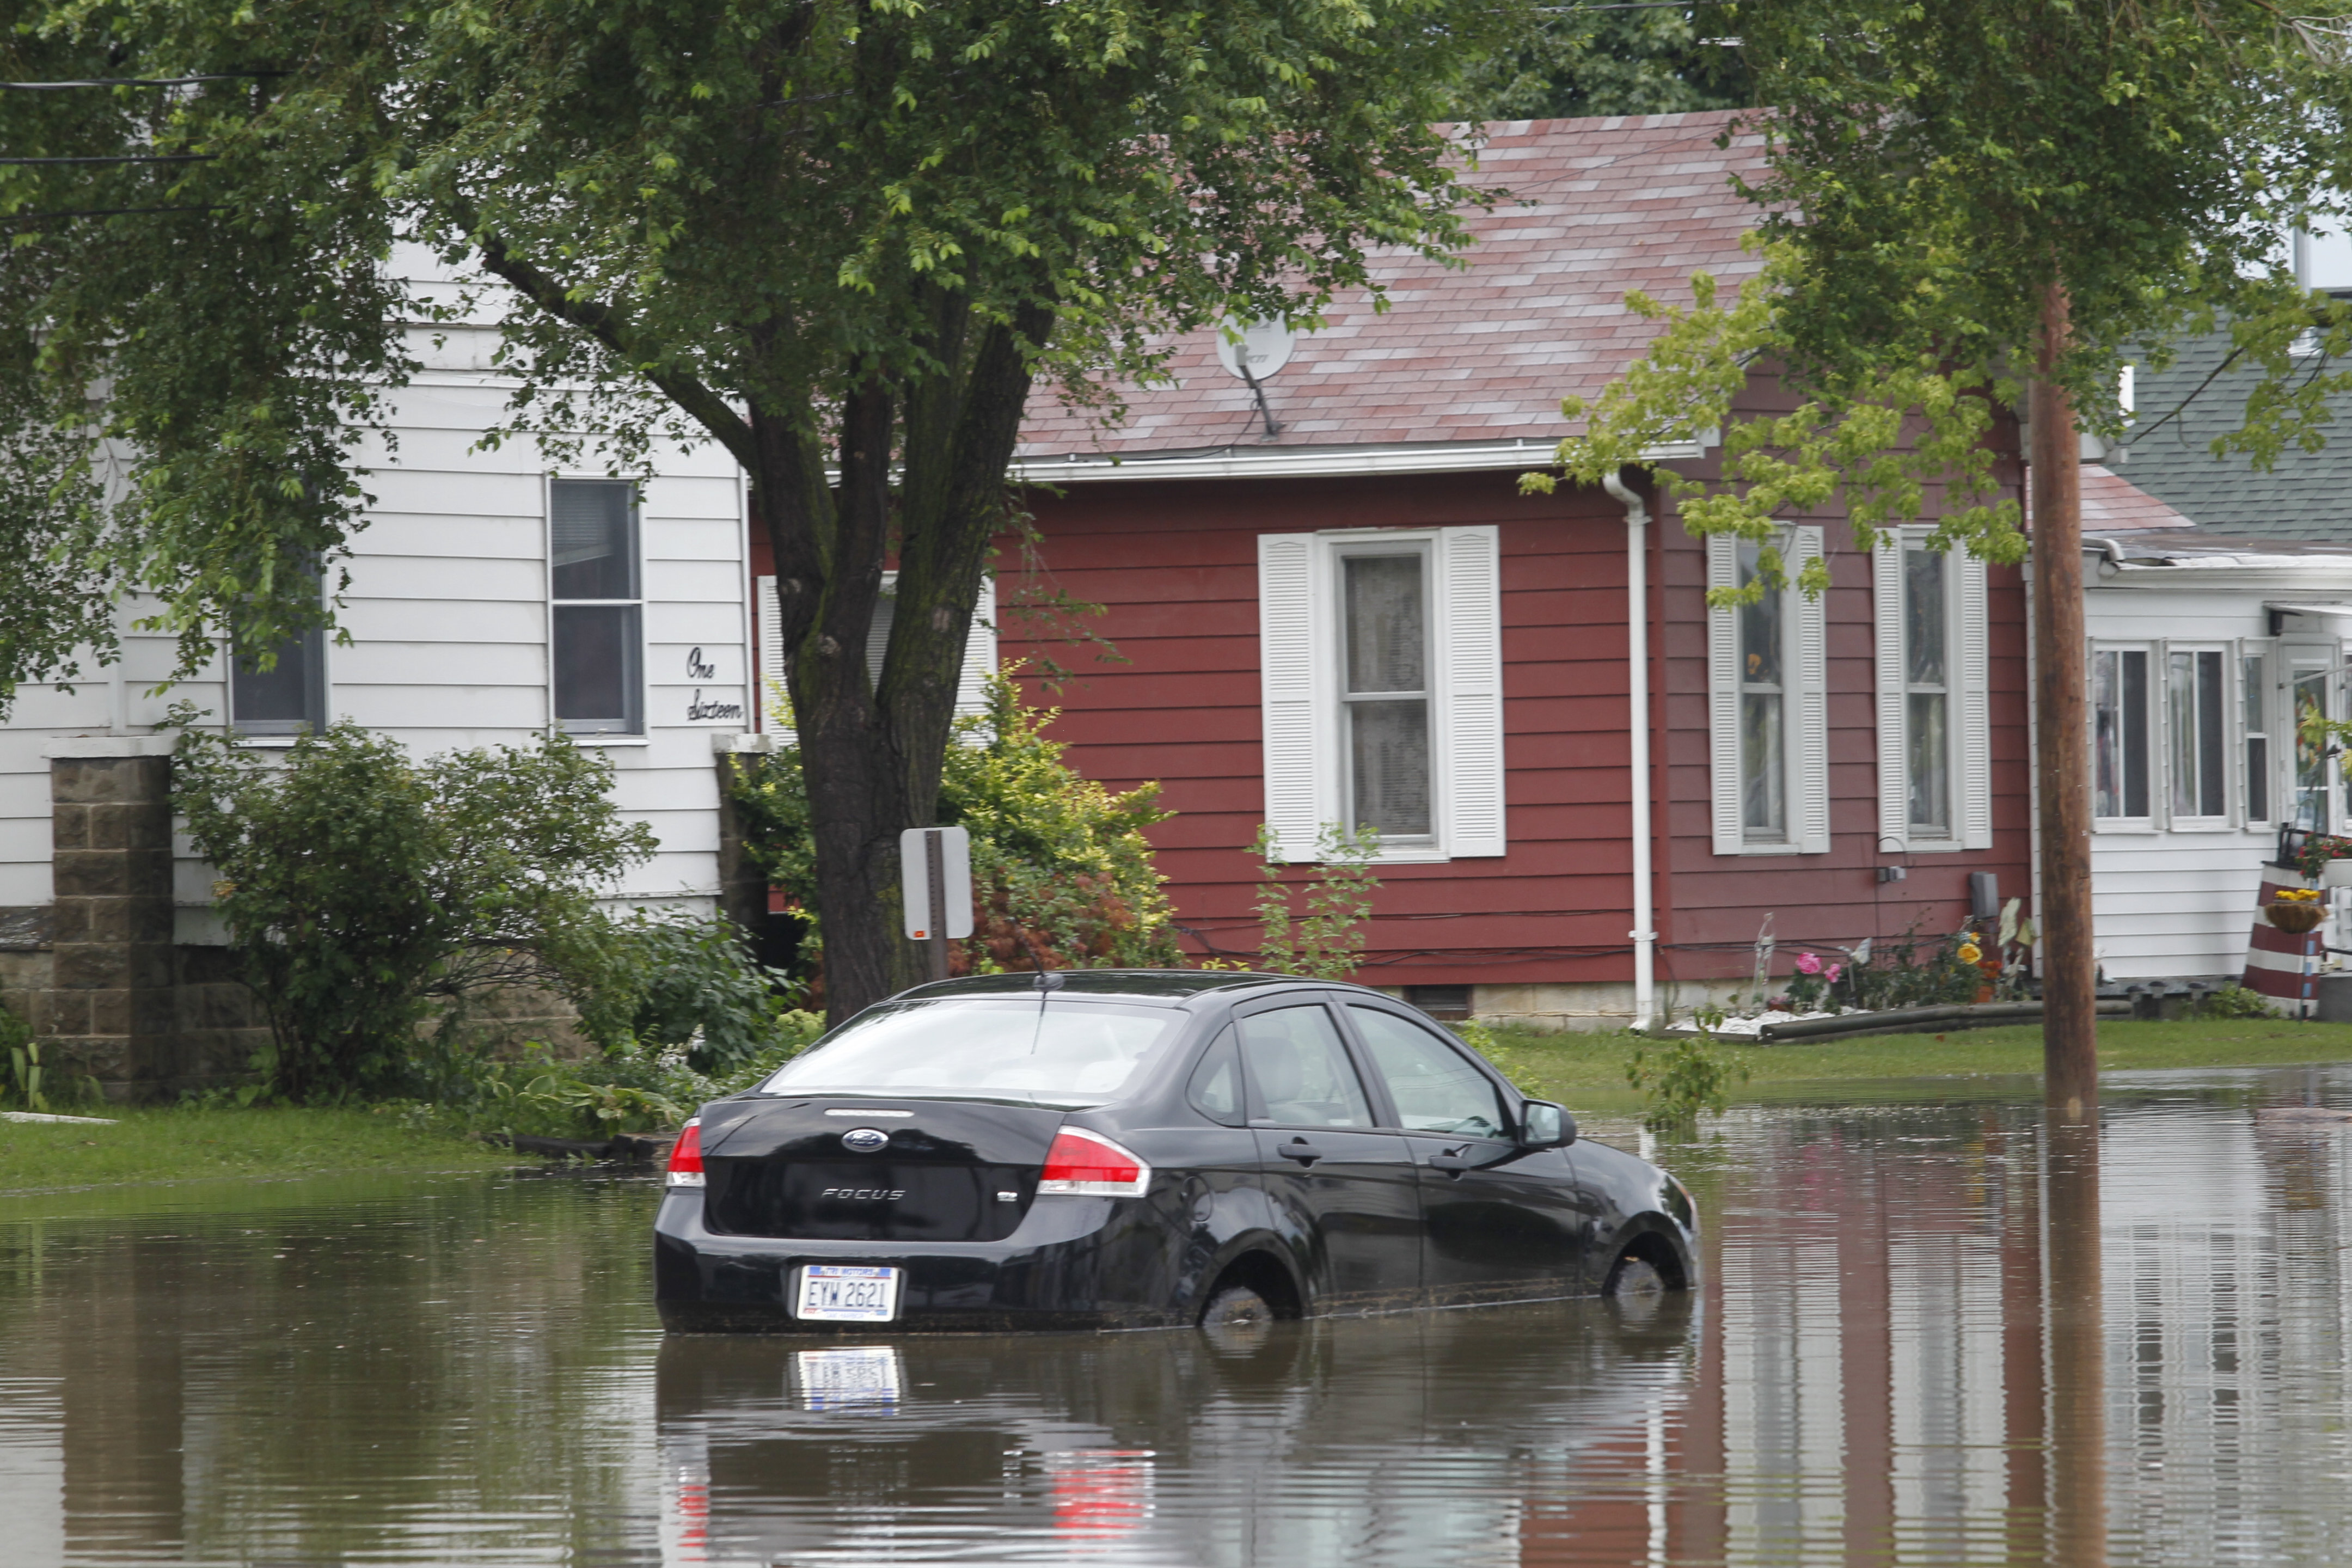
[758, 999, 1183, 1107]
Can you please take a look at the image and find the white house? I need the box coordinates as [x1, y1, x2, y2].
[2079, 464, 2352, 990]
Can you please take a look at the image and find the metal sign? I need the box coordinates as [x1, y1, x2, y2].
[900, 826, 974, 981]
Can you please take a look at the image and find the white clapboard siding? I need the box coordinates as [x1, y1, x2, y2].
[1439, 525, 1507, 858]
[1792, 526, 1832, 854]
[1706, 536, 1744, 855]
[1258, 532, 1324, 863]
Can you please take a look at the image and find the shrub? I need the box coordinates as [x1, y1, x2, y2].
[569, 909, 804, 1075]
[730, 666, 1184, 982]
[1219, 822, 1381, 979]
[173, 718, 657, 1100]
[1627, 1007, 1750, 1134]
[1834, 925, 1982, 1012]
[2197, 983, 2276, 1020]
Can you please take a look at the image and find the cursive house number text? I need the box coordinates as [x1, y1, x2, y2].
[686, 690, 744, 722]
[686, 647, 719, 679]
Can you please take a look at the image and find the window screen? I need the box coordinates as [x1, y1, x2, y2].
[231, 626, 326, 736]
[1737, 541, 1786, 838]
[2244, 653, 2271, 823]
[2094, 648, 2151, 818]
[1339, 552, 1432, 839]
[2167, 650, 2227, 819]
[1903, 547, 1950, 834]
[550, 479, 642, 734]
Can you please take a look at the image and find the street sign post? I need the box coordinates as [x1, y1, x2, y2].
[899, 826, 974, 982]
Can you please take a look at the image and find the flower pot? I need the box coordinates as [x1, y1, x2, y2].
[2270, 902, 2325, 934]
[2322, 860, 2352, 889]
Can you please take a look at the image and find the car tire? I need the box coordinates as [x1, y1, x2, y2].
[1604, 1253, 1668, 1301]
[1199, 1281, 1276, 1330]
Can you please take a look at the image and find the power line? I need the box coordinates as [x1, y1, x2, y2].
[0, 204, 225, 220]
[0, 75, 285, 90]
[0, 154, 215, 165]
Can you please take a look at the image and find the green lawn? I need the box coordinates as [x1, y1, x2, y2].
[1481, 1017, 2352, 1104]
[0, 1104, 514, 1197]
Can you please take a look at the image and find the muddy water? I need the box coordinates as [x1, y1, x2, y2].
[6, 1066, 2352, 1566]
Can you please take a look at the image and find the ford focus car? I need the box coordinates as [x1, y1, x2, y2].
[653, 971, 1696, 1333]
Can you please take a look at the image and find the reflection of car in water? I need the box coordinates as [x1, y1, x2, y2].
[653, 1296, 1698, 1566]
[656, 970, 1696, 1333]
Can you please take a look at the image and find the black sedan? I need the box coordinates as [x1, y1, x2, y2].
[654, 970, 1696, 1333]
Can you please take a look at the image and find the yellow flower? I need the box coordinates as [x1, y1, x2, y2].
[1957, 941, 1982, 964]
[2280, 888, 2322, 903]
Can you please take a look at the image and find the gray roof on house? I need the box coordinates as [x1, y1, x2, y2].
[2119, 327, 2352, 543]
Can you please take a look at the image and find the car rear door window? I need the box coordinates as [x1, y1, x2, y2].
[1347, 1006, 1510, 1139]
[1186, 1026, 1247, 1126]
[1236, 1006, 1375, 1128]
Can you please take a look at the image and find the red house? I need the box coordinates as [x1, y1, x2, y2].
[994, 112, 2031, 1030]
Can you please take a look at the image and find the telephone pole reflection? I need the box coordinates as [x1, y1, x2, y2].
[2044, 1111, 2106, 1568]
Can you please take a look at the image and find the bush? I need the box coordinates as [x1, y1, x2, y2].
[173, 718, 657, 1100]
[570, 909, 804, 1075]
[2197, 983, 2276, 1020]
[1227, 822, 1380, 979]
[730, 666, 1184, 982]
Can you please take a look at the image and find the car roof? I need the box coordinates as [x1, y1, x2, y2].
[894, 969, 1349, 1006]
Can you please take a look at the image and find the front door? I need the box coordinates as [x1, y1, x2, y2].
[1341, 1002, 1587, 1305]
[1233, 999, 1422, 1310]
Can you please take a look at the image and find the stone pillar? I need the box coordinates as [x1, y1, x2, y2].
[43, 737, 179, 1097]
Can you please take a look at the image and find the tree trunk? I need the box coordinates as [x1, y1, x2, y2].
[2029, 279, 2097, 1120]
[754, 302, 1055, 1026]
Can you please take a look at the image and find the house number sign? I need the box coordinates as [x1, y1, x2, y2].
[683, 646, 745, 722]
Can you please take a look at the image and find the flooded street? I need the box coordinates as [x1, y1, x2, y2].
[8, 1067, 2352, 1566]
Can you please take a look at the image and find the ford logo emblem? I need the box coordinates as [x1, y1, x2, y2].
[840, 1128, 891, 1154]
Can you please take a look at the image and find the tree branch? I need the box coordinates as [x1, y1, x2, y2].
[469, 229, 756, 471]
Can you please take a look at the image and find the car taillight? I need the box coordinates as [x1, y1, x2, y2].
[665, 1118, 705, 1188]
[1037, 1127, 1151, 1198]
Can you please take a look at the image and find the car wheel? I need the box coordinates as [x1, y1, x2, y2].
[1604, 1253, 1668, 1301]
[1199, 1281, 1276, 1330]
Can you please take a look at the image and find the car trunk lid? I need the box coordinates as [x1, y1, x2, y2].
[701, 1099, 1067, 1241]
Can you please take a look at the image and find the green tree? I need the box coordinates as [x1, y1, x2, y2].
[0, 0, 1515, 1021]
[1453, 5, 1749, 122]
[1542, 1, 2352, 1110]
[173, 721, 655, 1099]
[730, 667, 1183, 988]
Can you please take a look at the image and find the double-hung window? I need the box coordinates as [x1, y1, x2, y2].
[751, 573, 997, 731]
[1873, 532, 1992, 850]
[2091, 646, 2151, 823]
[1256, 526, 1505, 863]
[550, 478, 644, 736]
[1707, 529, 1828, 854]
[2166, 647, 2230, 825]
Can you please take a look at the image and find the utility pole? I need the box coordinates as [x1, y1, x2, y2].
[2029, 279, 2098, 1120]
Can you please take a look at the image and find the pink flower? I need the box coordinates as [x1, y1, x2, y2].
[1794, 951, 1822, 975]
[1826, 963, 1843, 983]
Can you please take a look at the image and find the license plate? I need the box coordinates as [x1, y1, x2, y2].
[793, 1346, 902, 1408]
[794, 1264, 903, 1322]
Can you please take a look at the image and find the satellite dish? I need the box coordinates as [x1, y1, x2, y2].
[1214, 318, 1297, 382]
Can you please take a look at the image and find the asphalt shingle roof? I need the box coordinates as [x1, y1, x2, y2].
[2120, 329, 2352, 543]
[1015, 112, 1767, 460]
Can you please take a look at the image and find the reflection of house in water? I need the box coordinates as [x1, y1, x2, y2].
[1588, 1088, 2352, 1568]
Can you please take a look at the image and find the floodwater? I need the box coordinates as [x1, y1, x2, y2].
[7, 1069, 2352, 1566]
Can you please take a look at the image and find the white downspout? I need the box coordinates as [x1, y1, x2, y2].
[1603, 470, 1657, 1032]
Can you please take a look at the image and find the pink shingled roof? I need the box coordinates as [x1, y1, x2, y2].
[1016, 111, 1767, 460]
[2078, 464, 2199, 534]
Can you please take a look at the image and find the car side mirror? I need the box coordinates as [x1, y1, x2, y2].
[1520, 1100, 1575, 1149]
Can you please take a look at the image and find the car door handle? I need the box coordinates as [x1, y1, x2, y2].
[1278, 1138, 1324, 1166]
[1426, 1147, 1474, 1176]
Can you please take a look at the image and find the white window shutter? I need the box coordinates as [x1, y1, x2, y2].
[1438, 525, 1506, 858]
[1957, 553, 1992, 849]
[1258, 534, 1324, 862]
[956, 577, 997, 721]
[754, 574, 785, 732]
[1793, 526, 1832, 854]
[1872, 538, 1908, 850]
[1706, 536, 1744, 855]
